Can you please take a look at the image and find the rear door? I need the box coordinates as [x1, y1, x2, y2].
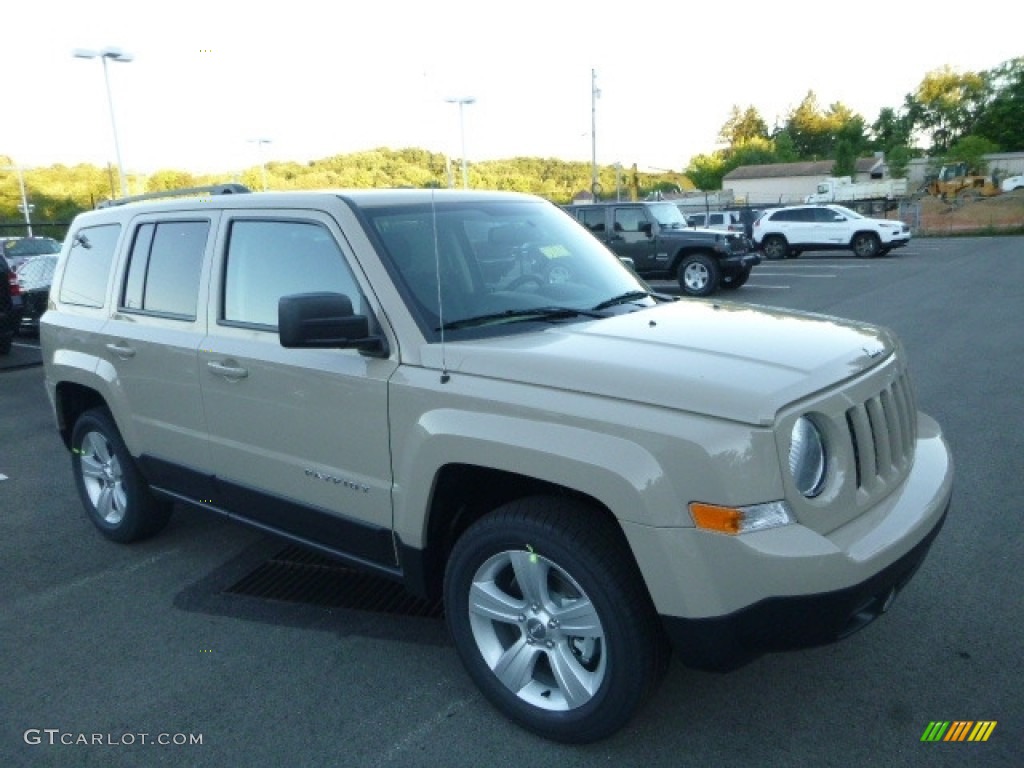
[199, 211, 399, 566]
[782, 208, 819, 245]
[98, 214, 217, 482]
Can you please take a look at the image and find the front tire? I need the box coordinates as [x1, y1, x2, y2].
[851, 232, 881, 258]
[677, 253, 720, 297]
[71, 408, 172, 542]
[720, 266, 750, 290]
[444, 497, 668, 743]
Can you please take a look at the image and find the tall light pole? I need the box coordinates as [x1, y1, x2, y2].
[0, 159, 33, 236]
[248, 138, 272, 191]
[591, 69, 601, 199]
[444, 97, 475, 189]
[73, 47, 134, 198]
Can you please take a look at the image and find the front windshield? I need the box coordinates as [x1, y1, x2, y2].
[645, 202, 688, 228]
[831, 205, 864, 220]
[365, 199, 656, 340]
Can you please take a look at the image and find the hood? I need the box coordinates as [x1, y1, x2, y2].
[661, 225, 721, 238]
[425, 300, 895, 425]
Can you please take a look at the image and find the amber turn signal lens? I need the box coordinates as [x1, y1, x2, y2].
[689, 503, 743, 535]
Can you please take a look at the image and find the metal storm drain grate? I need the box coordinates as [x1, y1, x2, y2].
[224, 545, 443, 618]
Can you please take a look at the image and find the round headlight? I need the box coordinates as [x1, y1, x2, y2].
[789, 416, 827, 497]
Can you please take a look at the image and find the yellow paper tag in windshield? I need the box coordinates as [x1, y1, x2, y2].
[538, 244, 570, 259]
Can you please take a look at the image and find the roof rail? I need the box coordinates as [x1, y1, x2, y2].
[97, 183, 252, 209]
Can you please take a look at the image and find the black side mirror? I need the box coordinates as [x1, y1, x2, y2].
[278, 292, 387, 355]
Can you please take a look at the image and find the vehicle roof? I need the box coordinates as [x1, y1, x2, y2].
[84, 188, 544, 218]
[566, 200, 672, 207]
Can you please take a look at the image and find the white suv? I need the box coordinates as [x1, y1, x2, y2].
[753, 204, 911, 259]
[41, 185, 951, 743]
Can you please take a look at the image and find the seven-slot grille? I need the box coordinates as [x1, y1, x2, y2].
[845, 372, 917, 492]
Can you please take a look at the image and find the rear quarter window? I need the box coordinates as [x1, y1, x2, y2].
[59, 224, 121, 308]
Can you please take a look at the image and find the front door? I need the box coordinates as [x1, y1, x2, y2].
[199, 212, 399, 566]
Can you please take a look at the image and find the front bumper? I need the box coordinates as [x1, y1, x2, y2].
[721, 250, 762, 270]
[889, 233, 912, 249]
[621, 412, 952, 668]
[662, 501, 947, 668]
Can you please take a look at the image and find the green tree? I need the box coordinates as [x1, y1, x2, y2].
[871, 107, 913, 150]
[771, 130, 799, 162]
[973, 57, 1024, 150]
[684, 153, 728, 191]
[784, 93, 867, 160]
[147, 169, 198, 192]
[833, 139, 856, 178]
[885, 144, 913, 179]
[786, 91, 833, 158]
[905, 65, 987, 154]
[718, 106, 770, 146]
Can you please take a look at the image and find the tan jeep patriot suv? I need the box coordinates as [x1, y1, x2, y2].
[42, 185, 952, 743]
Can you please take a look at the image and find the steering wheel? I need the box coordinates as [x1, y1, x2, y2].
[506, 273, 546, 291]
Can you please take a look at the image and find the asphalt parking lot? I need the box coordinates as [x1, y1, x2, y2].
[2, 236, 1021, 767]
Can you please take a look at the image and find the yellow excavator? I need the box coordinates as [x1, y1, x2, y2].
[922, 162, 1001, 202]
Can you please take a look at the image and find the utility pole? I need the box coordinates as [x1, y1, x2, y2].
[590, 69, 601, 199]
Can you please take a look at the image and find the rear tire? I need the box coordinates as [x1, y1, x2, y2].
[71, 408, 172, 542]
[677, 253, 720, 297]
[761, 235, 789, 260]
[444, 497, 668, 743]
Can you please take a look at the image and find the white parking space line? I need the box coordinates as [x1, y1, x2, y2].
[757, 263, 871, 270]
[753, 272, 838, 279]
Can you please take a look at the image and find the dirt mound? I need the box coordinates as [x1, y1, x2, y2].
[916, 191, 1024, 235]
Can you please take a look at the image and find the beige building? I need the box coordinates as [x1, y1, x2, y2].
[723, 157, 887, 206]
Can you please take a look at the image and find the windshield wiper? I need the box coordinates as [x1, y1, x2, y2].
[591, 290, 657, 310]
[438, 306, 606, 331]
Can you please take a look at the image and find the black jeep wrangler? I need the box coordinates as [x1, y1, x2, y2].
[564, 201, 760, 296]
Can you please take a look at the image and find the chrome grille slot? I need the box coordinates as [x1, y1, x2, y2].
[846, 374, 916, 492]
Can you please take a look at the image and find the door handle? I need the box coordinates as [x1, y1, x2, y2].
[207, 360, 249, 380]
[105, 342, 136, 359]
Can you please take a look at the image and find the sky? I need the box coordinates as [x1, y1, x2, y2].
[2, 0, 1021, 179]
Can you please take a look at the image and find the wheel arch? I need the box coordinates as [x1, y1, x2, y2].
[850, 229, 882, 244]
[669, 246, 716, 273]
[53, 381, 109, 449]
[403, 463, 630, 601]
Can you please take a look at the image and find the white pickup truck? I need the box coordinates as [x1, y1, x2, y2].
[805, 176, 908, 210]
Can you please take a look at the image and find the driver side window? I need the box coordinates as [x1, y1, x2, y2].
[222, 219, 361, 328]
